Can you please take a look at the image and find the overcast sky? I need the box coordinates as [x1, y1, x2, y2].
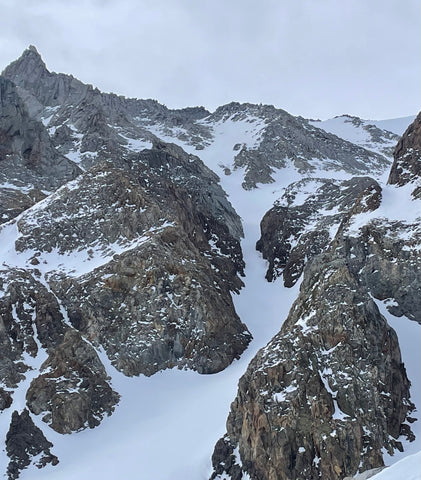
[0, 0, 419, 120]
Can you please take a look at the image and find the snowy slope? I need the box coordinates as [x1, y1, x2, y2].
[8, 113, 418, 480]
[369, 451, 421, 480]
[370, 115, 417, 136]
[16, 134, 306, 480]
[309, 115, 408, 157]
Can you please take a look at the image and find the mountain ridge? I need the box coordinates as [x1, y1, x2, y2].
[0, 47, 419, 480]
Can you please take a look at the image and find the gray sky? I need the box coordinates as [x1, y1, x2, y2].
[0, 0, 420, 119]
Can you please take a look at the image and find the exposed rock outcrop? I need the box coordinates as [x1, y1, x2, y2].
[211, 251, 415, 480]
[8, 158, 249, 376]
[256, 176, 381, 286]
[310, 114, 400, 158]
[0, 75, 81, 224]
[0, 270, 67, 388]
[26, 329, 119, 433]
[6, 409, 58, 480]
[388, 111, 421, 198]
[209, 103, 390, 189]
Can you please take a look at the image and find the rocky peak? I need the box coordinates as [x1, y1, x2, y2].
[3, 47, 92, 109]
[2, 46, 49, 90]
[3, 45, 47, 75]
[211, 101, 281, 122]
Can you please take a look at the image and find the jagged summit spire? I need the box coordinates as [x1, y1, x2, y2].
[27, 44, 39, 54]
[2, 45, 48, 80]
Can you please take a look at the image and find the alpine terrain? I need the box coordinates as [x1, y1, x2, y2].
[0, 46, 419, 480]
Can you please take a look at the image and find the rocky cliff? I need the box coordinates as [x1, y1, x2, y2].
[256, 176, 382, 286]
[388, 111, 421, 198]
[0, 75, 80, 223]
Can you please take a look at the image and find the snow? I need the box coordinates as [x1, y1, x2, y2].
[369, 451, 421, 480]
[310, 116, 386, 154]
[40, 106, 60, 126]
[3, 111, 420, 480]
[369, 116, 416, 136]
[0, 215, 175, 280]
[348, 181, 421, 235]
[310, 114, 416, 155]
[118, 133, 153, 152]
[273, 384, 298, 403]
[12, 121, 304, 480]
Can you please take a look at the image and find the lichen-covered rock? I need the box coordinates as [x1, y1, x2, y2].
[211, 253, 414, 480]
[26, 329, 119, 433]
[6, 409, 58, 480]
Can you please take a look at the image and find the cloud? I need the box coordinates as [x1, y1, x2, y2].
[0, 0, 419, 119]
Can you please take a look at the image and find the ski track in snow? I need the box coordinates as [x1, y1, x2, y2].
[2, 115, 419, 480]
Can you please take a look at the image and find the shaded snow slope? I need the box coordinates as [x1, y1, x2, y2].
[309, 115, 403, 157]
